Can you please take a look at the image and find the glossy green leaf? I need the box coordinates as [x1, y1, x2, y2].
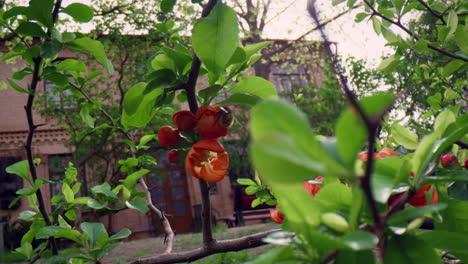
[122, 83, 163, 128]
[7, 79, 29, 94]
[16, 22, 46, 37]
[446, 10, 458, 41]
[80, 222, 107, 247]
[40, 40, 63, 58]
[418, 230, 468, 253]
[192, 2, 239, 73]
[109, 228, 131, 240]
[125, 198, 149, 213]
[160, 0, 177, 13]
[36, 226, 65, 239]
[62, 183, 74, 202]
[67, 38, 113, 73]
[217, 93, 261, 106]
[80, 103, 95, 128]
[61, 3, 94, 23]
[342, 231, 378, 250]
[123, 169, 150, 188]
[44, 72, 69, 86]
[56, 59, 87, 73]
[335, 108, 367, 169]
[87, 199, 107, 210]
[226, 76, 277, 98]
[388, 203, 447, 225]
[384, 235, 442, 264]
[391, 124, 418, 150]
[336, 250, 375, 264]
[6, 160, 31, 184]
[442, 60, 464, 77]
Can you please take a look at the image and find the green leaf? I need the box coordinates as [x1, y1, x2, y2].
[64, 162, 78, 184]
[454, 26, 468, 52]
[123, 169, 150, 188]
[217, 93, 261, 106]
[87, 199, 107, 210]
[384, 235, 443, 264]
[434, 109, 456, 136]
[336, 250, 375, 264]
[122, 83, 163, 128]
[91, 183, 118, 201]
[391, 0, 404, 13]
[392, 124, 418, 150]
[355, 13, 369, 23]
[341, 231, 378, 250]
[126, 198, 149, 213]
[151, 54, 176, 72]
[80, 103, 95, 128]
[44, 72, 69, 86]
[250, 99, 346, 180]
[335, 108, 367, 169]
[62, 183, 74, 202]
[332, 0, 346, 6]
[7, 78, 29, 94]
[377, 57, 396, 71]
[109, 228, 131, 240]
[15, 242, 33, 260]
[446, 10, 458, 41]
[418, 230, 468, 253]
[160, 0, 177, 13]
[442, 60, 464, 77]
[61, 3, 94, 23]
[371, 16, 381, 35]
[237, 178, 256, 186]
[225, 76, 277, 98]
[388, 203, 447, 225]
[19, 210, 37, 220]
[315, 183, 352, 211]
[80, 222, 107, 247]
[3, 6, 29, 20]
[192, 2, 239, 73]
[27, 0, 54, 28]
[16, 22, 46, 37]
[245, 246, 297, 264]
[67, 38, 113, 73]
[40, 40, 63, 59]
[6, 160, 31, 184]
[36, 226, 65, 239]
[56, 59, 87, 73]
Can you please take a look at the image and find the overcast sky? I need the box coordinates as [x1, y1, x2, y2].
[56, 0, 392, 65]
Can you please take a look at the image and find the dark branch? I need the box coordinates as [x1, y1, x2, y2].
[131, 229, 280, 264]
[416, 0, 446, 25]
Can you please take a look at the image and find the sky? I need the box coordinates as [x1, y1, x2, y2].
[56, 0, 392, 65]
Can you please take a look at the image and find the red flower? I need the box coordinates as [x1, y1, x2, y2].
[303, 176, 324, 197]
[168, 149, 179, 163]
[465, 159, 468, 169]
[408, 185, 438, 207]
[440, 153, 459, 168]
[173, 110, 196, 131]
[195, 105, 232, 139]
[389, 171, 438, 208]
[358, 148, 397, 161]
[185, 139, 229, 182]
[158, 126, 179, 148]
[270, 209, 285, 224]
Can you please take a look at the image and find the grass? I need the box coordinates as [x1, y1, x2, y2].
[102, 223, 277, 264]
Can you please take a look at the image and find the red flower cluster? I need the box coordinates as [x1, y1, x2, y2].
[157, 105, 232, 183]
[270, 177, 324, 224]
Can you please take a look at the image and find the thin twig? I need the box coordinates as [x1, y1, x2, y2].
[362, 0, 467, 62]
[416, 0, 446, 25]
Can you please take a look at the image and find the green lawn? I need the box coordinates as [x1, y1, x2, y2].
[103, 223, 278, 264]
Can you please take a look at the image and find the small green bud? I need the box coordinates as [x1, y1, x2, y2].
[321, 213, 349, 233]
[406, 217, 425, 232]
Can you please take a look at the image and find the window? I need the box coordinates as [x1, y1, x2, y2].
[271, 64, 308, 96]
[0, 157, 23, 210]
[48, 155, 73, 199]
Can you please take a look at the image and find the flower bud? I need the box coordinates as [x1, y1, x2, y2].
[158, 126, 179, 148]
[270, 209, 285, 224]
[173, 110, 196, 131]
[168, 149, 179, 163]
[321, 213, 349, 233]
[440, 153, 459, 168]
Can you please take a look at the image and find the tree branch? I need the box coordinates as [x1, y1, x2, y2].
[416, 0, 446, 25]
[131, 229, 280, 264]
[362, 0, 467, 62]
